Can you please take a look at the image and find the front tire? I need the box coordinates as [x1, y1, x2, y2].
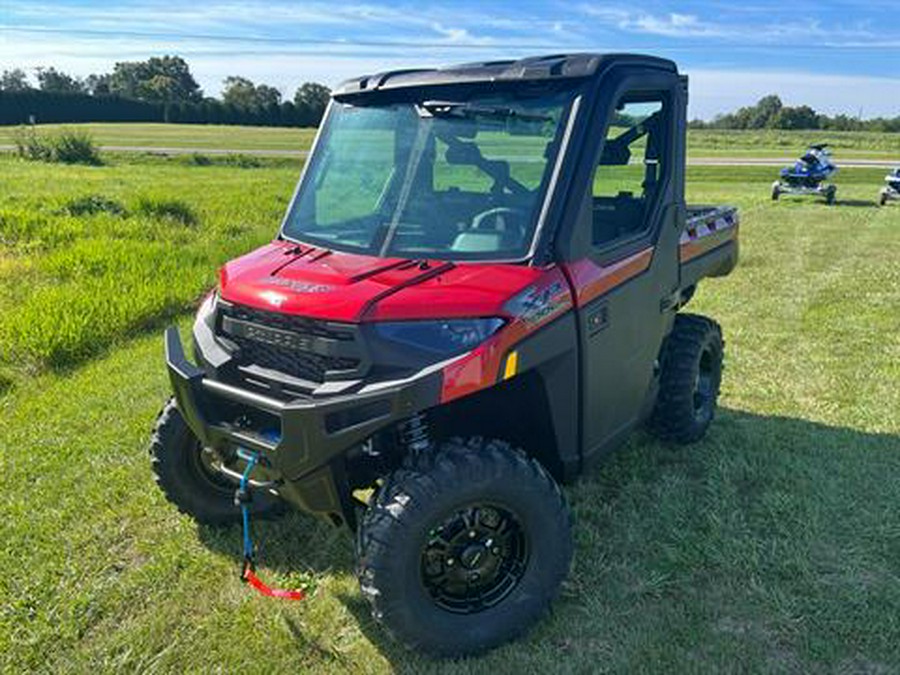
[356, 438, 573, 657]
[648, 313, 723, 444]
[149, 398, 283, 524]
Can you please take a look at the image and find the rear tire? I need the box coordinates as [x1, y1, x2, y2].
[149, 398, 283, 524]
[648, 314, 723, 444]
[355, 438, 573, 657]
[771, 185, 781, 200]
[826, 186, 837, 205]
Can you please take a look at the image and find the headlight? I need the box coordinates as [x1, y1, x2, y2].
[373, 318, 505, 357]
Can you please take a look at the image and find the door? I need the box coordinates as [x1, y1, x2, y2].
[565, 83, 685, 462]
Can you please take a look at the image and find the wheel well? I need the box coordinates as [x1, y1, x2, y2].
[429, 371, 565, 481]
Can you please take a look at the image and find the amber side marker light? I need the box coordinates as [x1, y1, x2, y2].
[503, 351, 519, 380]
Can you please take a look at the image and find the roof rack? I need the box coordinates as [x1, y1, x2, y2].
[332, 53, 677, 98]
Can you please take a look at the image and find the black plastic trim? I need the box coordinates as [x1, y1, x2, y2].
[165, 326, 443, 524]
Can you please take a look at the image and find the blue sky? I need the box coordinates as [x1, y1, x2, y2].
[2, 0, 899, 119]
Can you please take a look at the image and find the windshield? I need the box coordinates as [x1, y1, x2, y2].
[282, 89, 574, 261]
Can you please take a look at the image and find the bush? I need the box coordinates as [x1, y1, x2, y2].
[12, 126, 102, 165]
[222, 153, 262, 168]
[51, 129, 102, 165]
[61, 195, 127, 217]
[187, 152, 212, 166]
[135, 197, 197, 225]
[12, 126, 52, 161]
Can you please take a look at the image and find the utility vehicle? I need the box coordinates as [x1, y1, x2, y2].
[151, 53, 739, 657]
[771, 143, 838, 203]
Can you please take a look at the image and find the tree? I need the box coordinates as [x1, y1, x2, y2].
[36, 67, 85, 94]
[108, 56, 201, 103]
[771, 105, 819, 130]
[85, 73, 112, 96]
[293, 82, 331, 125]
[753, 95, 783, 128]
[0, 68, 31, 91]
[222, 76, 282, 109]
[255, 84, 282, 108]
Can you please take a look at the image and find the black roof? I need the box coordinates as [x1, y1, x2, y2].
[332, 53, 677, 99]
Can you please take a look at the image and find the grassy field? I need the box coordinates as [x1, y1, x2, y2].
[2, 123, 899, 160]
[1, 153, 899, 672]
[0, 123, 317, 152]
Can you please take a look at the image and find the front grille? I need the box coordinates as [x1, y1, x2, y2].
[221, 303, 354, 342]
[217, 303, 360, 383]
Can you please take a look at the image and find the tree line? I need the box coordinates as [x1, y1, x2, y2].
[689, 95, 900, 132]
[0, 56, 330, 127]
[3, 59, 897, 133]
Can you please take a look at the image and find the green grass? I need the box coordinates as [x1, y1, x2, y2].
[687, 129, 900, 158]
[0, 123, 317, 151]
[2, 123, 899, 160]
[1, 156, 899, 672]
[0, 154, 299, 372]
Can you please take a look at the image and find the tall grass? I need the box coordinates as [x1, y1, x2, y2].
[0, 155, 295, 374]
[12, 126, 103, 165]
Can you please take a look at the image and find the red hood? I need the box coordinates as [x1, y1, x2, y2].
[218, 241, 546, 322]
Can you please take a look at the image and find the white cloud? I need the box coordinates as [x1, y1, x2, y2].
[577, 5, 894, 44]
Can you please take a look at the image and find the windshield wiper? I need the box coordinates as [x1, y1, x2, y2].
[419, 100, 551, 123]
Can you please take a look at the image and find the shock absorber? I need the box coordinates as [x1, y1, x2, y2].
[396, 411, 432, 461]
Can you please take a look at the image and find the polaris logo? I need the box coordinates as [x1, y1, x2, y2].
[265, 277, 334, 294]
[222, 316, 316, 352]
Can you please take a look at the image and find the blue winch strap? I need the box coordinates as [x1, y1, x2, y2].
[237, 448, 259, 562]
[233, 448, 306, 600]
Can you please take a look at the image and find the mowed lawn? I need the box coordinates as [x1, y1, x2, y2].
[1, 154, 899, 672]
[2, 123, 899, 159]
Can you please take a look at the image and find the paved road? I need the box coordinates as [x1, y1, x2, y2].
[0, 144, 310, 158]
[0, 144, 895, 167]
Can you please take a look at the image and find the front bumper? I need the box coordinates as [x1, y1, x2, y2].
[164, 326, 442, 524]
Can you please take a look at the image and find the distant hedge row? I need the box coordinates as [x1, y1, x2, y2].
[0, 90, 323, 127]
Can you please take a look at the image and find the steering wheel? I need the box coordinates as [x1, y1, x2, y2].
[470, 206, 528, 235]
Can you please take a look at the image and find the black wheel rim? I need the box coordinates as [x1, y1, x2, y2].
[420, 504, 528, 614]
[693, 346, 716, 423]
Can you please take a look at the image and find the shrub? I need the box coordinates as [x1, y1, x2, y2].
[222, 153, 262, 168]
[12, 126, 52, 161]
[50, 129, 102, 165]
[12, 126, 102, 165]
[61, 195, 127, 217]
[135, 197, 197, 226]
[187, 152, 212, 166]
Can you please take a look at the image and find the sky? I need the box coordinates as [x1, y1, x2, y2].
[2, 0, 899, 120]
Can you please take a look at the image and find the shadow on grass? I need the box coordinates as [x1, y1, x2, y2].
[198, 407, 900, 668]
[196, 509, 355, 576]
[834, 199, 879, 208]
